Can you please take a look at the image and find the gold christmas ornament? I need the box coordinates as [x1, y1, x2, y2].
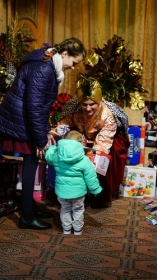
[129, 91, 145, 110]
[129, 60, 143, 76]
[84, 50, 99, 67]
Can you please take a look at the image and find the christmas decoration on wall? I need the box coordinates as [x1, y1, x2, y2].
[0, 17, 36, 100]
[83, 35, 148, 109]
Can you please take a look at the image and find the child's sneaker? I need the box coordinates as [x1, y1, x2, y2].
[63, 229, 71, 235]
[74, 229, 83, 235]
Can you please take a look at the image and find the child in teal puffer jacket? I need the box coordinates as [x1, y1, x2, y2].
[45, 130, 102, 235]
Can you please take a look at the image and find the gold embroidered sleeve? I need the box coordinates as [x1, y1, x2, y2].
[93, 111, 117, 154]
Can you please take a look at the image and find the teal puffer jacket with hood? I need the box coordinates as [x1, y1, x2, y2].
[45, 139, 103, 199]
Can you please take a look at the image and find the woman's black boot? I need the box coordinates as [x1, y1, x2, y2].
[19, 213, 52, 230]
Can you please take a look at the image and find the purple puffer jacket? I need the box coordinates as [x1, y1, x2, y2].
[0, 48, 58, 148]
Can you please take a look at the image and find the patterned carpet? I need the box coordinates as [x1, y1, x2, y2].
[0, 197, 157, 280]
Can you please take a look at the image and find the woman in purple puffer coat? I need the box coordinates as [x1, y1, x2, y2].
[0, 38, 86, 230]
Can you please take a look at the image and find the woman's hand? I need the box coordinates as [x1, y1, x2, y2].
[36, 130, 58, 159]
[47, 130, 58, 145]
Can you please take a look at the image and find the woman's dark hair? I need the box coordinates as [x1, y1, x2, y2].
[54, 38, 86, 58]
[43, 38, 86, 62]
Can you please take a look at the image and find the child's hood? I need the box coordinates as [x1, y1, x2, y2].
[57, 139, 85, 164]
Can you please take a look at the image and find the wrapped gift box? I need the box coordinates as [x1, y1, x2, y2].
[119, 165, 156, 198]
[85, 148, 111, 176]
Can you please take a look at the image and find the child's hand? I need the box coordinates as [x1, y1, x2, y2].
[36, 141, 51, 159]
[36, 147, 46, 159]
